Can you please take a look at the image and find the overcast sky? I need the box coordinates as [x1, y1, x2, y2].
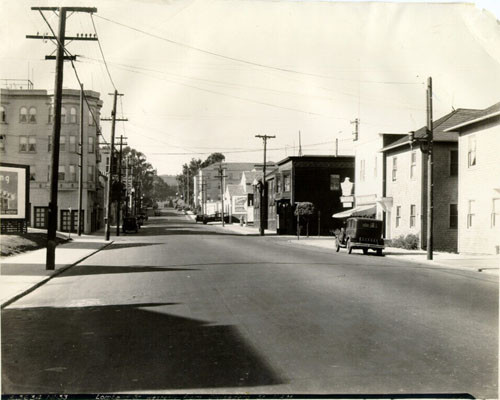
[1, 0, 499, 175]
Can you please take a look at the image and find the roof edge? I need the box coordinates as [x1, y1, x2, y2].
[443, 110, 500, 132]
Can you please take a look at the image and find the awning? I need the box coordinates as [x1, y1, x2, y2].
[332, 204, 376, 219]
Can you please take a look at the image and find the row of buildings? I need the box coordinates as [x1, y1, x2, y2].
[0, 86, 110, 234]
[193, 101, 499, 255]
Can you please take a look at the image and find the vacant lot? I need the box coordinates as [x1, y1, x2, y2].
[1, 233, 68, 257]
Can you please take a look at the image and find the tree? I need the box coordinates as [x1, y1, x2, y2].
[201, 152, 225, 168]
[294, 202, 315, 239]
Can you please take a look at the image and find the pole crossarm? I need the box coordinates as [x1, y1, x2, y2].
[27, 35, 98, 41]
[31, 7, 97, 12]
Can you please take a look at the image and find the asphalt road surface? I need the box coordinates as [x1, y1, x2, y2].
[2, 209, 498, 397]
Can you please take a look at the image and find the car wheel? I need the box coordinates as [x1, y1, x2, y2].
[362, 248, 368, 255]
[347, 238, 353, 254]
[335, 238, 341, 252]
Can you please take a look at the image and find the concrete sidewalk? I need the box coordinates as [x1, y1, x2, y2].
[0, 233, 112, 308]
[217, 223, 499, 276]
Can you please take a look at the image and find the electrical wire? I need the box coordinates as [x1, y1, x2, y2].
[94, 14, 423, 85]
[90, 13, 117, 91]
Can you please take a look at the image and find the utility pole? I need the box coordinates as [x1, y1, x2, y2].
[116, 135, 127, 236]
[77, 83, 84, 236]
[408, 77, 434, 260]
[351, 118, 359, 141]
[298, 131, 303, 157]
[216, 163, 227, 227]
[255, 134, 275, 236]
[426, 77, 434, 260]
[187, 168, 190, 209]
[102, 91, 127, 241]
[27, 6, 97, 270]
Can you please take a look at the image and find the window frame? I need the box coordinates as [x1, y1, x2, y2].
[410, 204, 416, 227]
[58, 165, 66, 181]
[28, 136, 36, 152]
[396, 205, 401, 228]
[19, 136, 28, 152]
[70, 107, 77, 124]
[392, 157, 397, 181]
[19, 106, 28, 123]
[410, 151, 417, 180]
[28, 107, 37, 123]
[59, 135, 66, 152]
[69, 164, 76, 182]
[467, 200, 475, 228]
[88, 136, 95, 153]
[61, 106, 67, 124]
[468, 135, 476, 167]
[69, 135, 77, 153]
[449, 203, 458, 229]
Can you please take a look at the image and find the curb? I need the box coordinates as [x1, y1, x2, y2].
[1, 240, 114, 309]
[285, 239, 499, 276]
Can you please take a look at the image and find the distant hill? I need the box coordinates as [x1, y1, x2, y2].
[159, 175, 178, 187]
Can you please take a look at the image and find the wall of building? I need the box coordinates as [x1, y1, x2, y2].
[386, 147, 424, 243]
[458, 119, 500, 254]
[0, 88, 102, 233]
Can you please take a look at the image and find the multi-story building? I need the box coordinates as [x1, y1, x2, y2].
[256, 155, 355, 235]
[0, 87, 103, 233]
[380, 108, 479, 252]
[443, 102, 500, 255]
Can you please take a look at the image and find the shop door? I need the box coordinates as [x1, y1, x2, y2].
[34, 206, 49, 229]
[60, 209, 84, 233]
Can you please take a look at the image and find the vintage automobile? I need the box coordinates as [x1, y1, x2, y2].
[335, 217, 385, 255]
[122, 216, 139, 233]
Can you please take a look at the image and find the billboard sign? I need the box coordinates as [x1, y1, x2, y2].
[233, 196, 247, 214]
[0, 163, 29, 219]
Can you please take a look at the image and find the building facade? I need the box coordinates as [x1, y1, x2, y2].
[443, 102, 500, 255]
[381, 108, 478, 252]
[0, 88, 103, 233]
[255, 156, 355, 235]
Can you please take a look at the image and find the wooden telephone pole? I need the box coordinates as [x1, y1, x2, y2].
[216, 164, 227, 227]
[27, 6, 97, 269]
[102, 91, 127, 241]
[255, 134, 275, 236]
[116, 135, 127, 236]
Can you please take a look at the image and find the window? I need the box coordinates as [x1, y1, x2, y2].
[410, 151, 417, 179]
[88, 165, 94, 182]
[70, 107, 77, 123]
[467, 200, 475, 228]
[330, 174, 340, 191]
[492, 199, 500, 228]
[48, 106, 53, 123]
[60, 136, 66, 151]
[396, 206, 401, 228]
[28, 136, 36, 152]
[410, 204, 416, 227]
[89, 109, 94, 125]
[19, 107, 28, 123]
[0, 134, 5, 150]
[69, 136, 77, 153]
[276, 175, 281, 192]
[468, 136, 476, 167]
[283, 174, 291, 192]
[47, 165, 51, 181]
[29, 107, 37, 123]
[450, 150, 458, 176]
[392, 157, 397, 181]
[88, 136, 95, 153]
[0, 106, 6, 122]
[61, 107, 67, 124]
[450, 204, 458, 229]
[58, 165, 65, 181]
[69, 165, 76, 182]
[48, 136, 52, 152]
[360, 159, 365, 181]
[19, 136, 28, 152]
[105, 156, 110, 173]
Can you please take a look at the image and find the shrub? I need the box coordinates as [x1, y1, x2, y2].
[390, 234, 419, 250]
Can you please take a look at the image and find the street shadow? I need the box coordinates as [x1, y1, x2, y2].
[136, 225, 254, 237]
[62, 265, 199, 277]
[2, 302, 283, 393]
[58, 241, 107, 250]
[102, 243, 163, 251]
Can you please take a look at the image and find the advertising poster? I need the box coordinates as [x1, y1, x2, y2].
[234, 196, 247, 214]
[0, 165, 27, 219]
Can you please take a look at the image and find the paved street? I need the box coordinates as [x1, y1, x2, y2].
[2, 209, 498, 396]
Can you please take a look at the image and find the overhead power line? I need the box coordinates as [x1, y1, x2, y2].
[94, 14, 423, 85]
[90, 13, 116, 91]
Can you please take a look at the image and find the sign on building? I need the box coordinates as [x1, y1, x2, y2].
[0, 163, 30, 233]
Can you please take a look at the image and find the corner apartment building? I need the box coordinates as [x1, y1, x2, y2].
[381, 108, 478, 252]
[443, 102, 500, 255]
[0, 87, 103, 233]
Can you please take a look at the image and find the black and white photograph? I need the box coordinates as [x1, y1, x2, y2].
[0, 0, 499, 398]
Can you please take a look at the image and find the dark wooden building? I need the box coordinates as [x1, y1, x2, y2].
[254, 156, 354, 235]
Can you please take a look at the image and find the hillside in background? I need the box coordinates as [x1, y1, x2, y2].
[159, 175, 178, 188]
